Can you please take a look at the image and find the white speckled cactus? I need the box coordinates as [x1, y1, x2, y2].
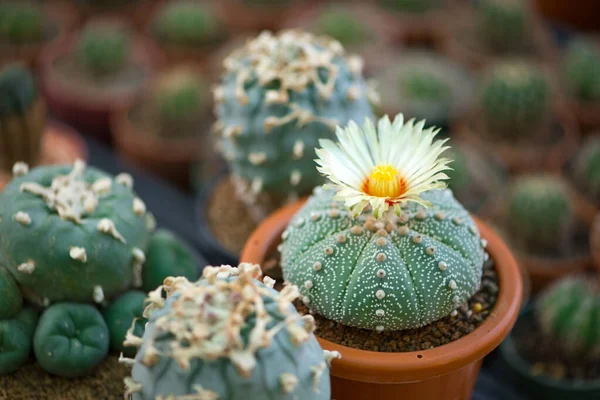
[213, 30, 376, 205]
[123, 263, 338, 400]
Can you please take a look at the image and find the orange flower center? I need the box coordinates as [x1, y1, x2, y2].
[364, 164, 405, 199]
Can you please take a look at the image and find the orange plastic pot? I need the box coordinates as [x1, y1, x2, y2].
[241, 199, 523, 399]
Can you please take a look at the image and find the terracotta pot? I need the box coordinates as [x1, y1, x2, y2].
[534, 0, 600, 32]
[39, 26, 162, 142]
[240, 198, 523, 399]
[215, 0, 299, 33]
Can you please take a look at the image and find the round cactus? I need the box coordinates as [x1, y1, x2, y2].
[0, 64, 45, 171]
[0, 307, 38, 375]
[378, 0, 443, 13]
[33, 302, 110, 377]
[313, 8, 371, 46]
[506, 176, 574, 253]
[480, 61, 550, 139]
[535, 276, 600, 356]
[152, 1, 220, 47]
[573, 137, 600, 203]
[279, 186, 485, 331]
[0, 160, 150, 305]
[476, 0, 530, 53]
[123, 263, 338, 400]
[0, 266, 22, 320]
[0, 2, 44, 45]
[213, 30, 375, 202]
[103, 290, 147, 357]
[563, 38, 600, 102]
[76, 22, 130, 76]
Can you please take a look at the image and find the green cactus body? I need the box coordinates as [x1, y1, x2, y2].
[279, 187, 485, 331]
[0, 2, 44, 45]
[0, 64, 45, 171]
[0, 307, 38, 375]
[76, 23, 130, 77]
[0, 161, 150, 305]
[153, 1, 220, 47]
[476, 0, 529, 53]
[313, 9, 371, 47]
[103, 290, 147, 357]
[573, 137, 600, 203]
[33, 302, 110, 377]
[506, 176, 573, 253]
[480, 62, 550, 139]
[536, 276, 600, 356]
[563, 39, 600, 102]
[125, 264, 337, 399]
[379, 0, 443, 13]
[0, 266, 22, 320]
[213, 30, 375, 199]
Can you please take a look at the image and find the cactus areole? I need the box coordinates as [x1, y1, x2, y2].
[0, 160, 149, 305]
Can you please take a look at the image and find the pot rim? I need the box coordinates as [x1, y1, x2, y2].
[241, 198, 522, 383]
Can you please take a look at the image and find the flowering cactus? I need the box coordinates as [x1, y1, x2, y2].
[123, 263, 338, 399]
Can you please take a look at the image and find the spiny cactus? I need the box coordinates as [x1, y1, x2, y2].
[0, 2, 44, 45]
[76, 22, 130, 77]
[573, 137, 600, 203]
[123, 263, 338, 400]
[480, 62, 550, 139]
[213, 30, 375, 206]
[563, 39, 600, 102]
[536, 276, 600, 357]
[279, 186, 485, 331]
[0, 64, 45, 171]
[506, 176, 573, 253]
[378, 0, 443, 13]
[0, 307, 38, 375]
[0, 160, 150, 305]
[476, 0, 531, 53]
[153, 1, 220, 46]
[313, 8, 371, 46]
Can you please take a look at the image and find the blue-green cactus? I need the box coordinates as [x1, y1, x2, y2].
[123, 263, 338, 399]
[213, 30, 375, 201]
[103, 290, 147, 357]
[0, 307, 38, 375]
[279, 186, 485, 331]
[0, 160, 150, 305]
[0, 266, 22, 320]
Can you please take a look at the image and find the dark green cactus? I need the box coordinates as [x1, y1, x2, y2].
[0, 161, 150, 305]
[124, 263, 337, 399]
[153, 1, 220, 46]
[506, 176, 573, 253]
[76, 22, 130, 76]
[0, 2, 44, 45]
[103, 290, 147, 357]
[314, 8, 371, 46]
[33, 302, 109, 377]
[0, 266, 22, 320]
[0, 307, 38, 375]
[480, 61, 550, 139]
[563, 38, 600, 102]
[0, 64, 45, 171]
[535, 276, 600, 356]
[573, 137, 600, 203]
[476, 0, 530, 53]
[214, 30, 375, 202]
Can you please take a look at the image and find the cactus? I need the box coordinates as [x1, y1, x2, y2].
[0, 266, 22, 320]
[33, 302, 110, 377]
[378, 0, 443, 13]
[0, 307, 38, 375]
[0, 160, 150, 305]
[279, 186, 485, 331]
[152, 1, 220, 46]
[103, 290, 147, 357]
[476, 0, 530, 53]
[314, 9, 371, 46]
[535, 276, 600, 356]
[480, 61, 550, 139]
[0, 64, 45, 171]
[213, 30, 375, 205]
[506, 176, 573, 253]
[573, 137, 600, 203]
[123, 263, 338, 400]
[76, 22, 130, 77]
[563, 38, 600, 102]
[0, 2, 44, 45]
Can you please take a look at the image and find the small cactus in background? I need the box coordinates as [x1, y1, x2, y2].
[573, 137, 600, 203]
[152, 1, 220, 46]
[76, 22, 130, 77]
[0, 2, 44, 45]
[313, 8, 371, 46]
[480, 61, 550, 139]
[535, 276, 600, 357]
[563, 38, 600, 102]
[378, 0, 443, 13]
[0, 160, 150, 305]
[123, 263, 338, 399]
[0, 64, 45, 172]
[506, 176, 574, 253]
[0, 307, 38, 375]
[476, 0, 530, 53]
[213, 30, 375, 208]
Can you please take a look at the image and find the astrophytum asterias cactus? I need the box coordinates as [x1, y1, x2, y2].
[123, 263, 338, 400]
